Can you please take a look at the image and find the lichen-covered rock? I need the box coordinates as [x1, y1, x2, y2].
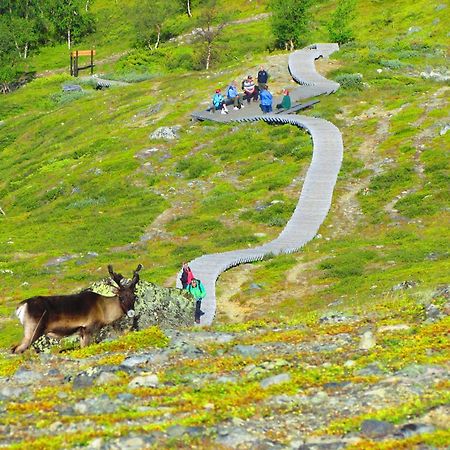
[149, 125, 181, 140]
[90, 279, 195, 342]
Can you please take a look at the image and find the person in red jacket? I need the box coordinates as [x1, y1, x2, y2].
[180, 262, 194, 289]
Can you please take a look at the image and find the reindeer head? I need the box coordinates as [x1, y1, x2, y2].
[108, 264, 142, 317]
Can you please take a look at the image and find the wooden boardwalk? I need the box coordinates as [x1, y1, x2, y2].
[177, 44, 343, 326]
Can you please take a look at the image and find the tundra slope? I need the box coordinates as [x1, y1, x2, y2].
[179, 44, 343, 326]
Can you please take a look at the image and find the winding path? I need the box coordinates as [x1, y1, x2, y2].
[176, 44, 343, 326]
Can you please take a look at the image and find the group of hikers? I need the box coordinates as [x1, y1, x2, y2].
[211, 66, 292, 115]
[180, 262, 206, 323]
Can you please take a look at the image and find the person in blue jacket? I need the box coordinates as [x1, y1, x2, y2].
[227, 80, 244, 110]
[211, 89, 229, 114]
[187, 278, 206, 323]
[259, 84, 273, 113]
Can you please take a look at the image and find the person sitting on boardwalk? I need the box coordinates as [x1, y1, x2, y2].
[276, 89, 291, 110]
[211, 89, 229, 114]
[187, 278, 206, 323]
[180, 262, 194, 289]
[227, 80, 244, 110]
[242, 75, 258, 103]
[257, 66, 269, 91]
[259, 84, 273, 114]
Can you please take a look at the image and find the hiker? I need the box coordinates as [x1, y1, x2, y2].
[180, 262, 194, 289]
[227, 80, 244, 110]
[259, 84, 273, 113]
[242, 75, 258, 103]
[187, 278, 206, 323]
[276, 89, 291, 110]
[257, 66, 269, 91]
[211, 89, 229, 114]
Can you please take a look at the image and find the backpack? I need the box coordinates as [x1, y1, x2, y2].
[195, 279, 205, 295]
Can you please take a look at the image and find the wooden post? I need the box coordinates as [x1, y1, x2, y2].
[75, 50, 79, 77]
[90, 50, 94, 75]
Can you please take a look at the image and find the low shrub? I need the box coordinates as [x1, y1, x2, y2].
[51, 90, 89, 105]
[176, 157, 215, 179]
[103, 72, 157, 83]
[379, 59, 405, 69]
[334, 73, 363, 90]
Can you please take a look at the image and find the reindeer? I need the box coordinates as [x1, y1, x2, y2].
[12, 264, 142, 354]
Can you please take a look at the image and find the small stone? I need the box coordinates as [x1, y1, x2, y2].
[378, 324, 410, 333]
[310, 391, 329, 404]
[72, 374, 94, 390]
[361, 419, 394, 438]
[260, 373, 291, 389]
[357, 362, 385, 376]
[85, 438, 103, 450]
[397, 423, 435, 438]
[232, 345, 262, 357]
[116, 437, 146, 449]
[166, 425, 187, 437]
[13, 368, 44, 384]
[128, 374, 159, 388]
[73, 401, 89, 414]
[0, 386, 27, 400]
[407, 26, 421, 34]
[95, 372, 120, 386]
[359, 331, 376, 350]
[117, 393, 135, 402]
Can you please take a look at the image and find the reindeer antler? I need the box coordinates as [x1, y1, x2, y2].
[108, 265, 124, 287]
[130, 264, 143, 287]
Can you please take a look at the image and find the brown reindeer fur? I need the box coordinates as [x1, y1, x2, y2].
[13, 265, 142, 354]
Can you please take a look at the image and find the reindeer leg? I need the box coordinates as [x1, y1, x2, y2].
[79, 325, 99, 348]
[13, 319, 45, 354]
[79, 327, 91, 348]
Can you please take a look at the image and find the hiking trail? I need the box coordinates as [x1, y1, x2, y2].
[177, 44, 343, 326]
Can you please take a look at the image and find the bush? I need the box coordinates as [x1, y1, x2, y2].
[165, 49, 195, 71]
[395, 192, 440, 217]
[319, 250, 377, 279]
[103, 72, 156, 83]
[51, 90, 89, 105]
[380, 59, 405, 70]
[327, 0, 356, 45]
[334, 73, 363, 90]
[242, 200, 296, 227]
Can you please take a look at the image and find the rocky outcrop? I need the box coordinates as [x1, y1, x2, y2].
[91, 280, 195, 342]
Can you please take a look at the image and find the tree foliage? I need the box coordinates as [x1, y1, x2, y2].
[193, 0, 229, 70]
[0, 17, 19, 91]
[269, 0, 312, 51]
[328, 0, 357, 45]
[45, 0, 95, 49]
[132, 0, 180, 50]
[0, 0, 49, 59]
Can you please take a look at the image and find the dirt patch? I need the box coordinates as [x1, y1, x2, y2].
[215, 264, 256, 322]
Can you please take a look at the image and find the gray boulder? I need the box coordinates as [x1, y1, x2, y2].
[150, 125, 181, 140]
[91, 279, 195, 342]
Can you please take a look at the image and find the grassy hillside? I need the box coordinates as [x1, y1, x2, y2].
[0, 0, 448, 446]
